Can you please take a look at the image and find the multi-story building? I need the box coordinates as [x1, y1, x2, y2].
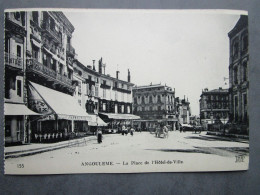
[4, 11, 40, 145]
[199, 88, 229, 130]
[73, 57, 138, 131]
[97, 58, 138, 130]
[176, 97, 191, 126]
[132, 84, 177, 131]
[228, 15, 249, 134]
[4, 11, 93, 145]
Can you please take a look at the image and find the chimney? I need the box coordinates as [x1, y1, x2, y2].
[92, 60, 96, 71]
[103, 63, 106, 75]
[127, 69, 131, 82]
[116, 70, 120, 79]
[98, 57, 102, 74]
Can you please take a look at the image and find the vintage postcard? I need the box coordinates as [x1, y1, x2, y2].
[3, 9, 249, 174]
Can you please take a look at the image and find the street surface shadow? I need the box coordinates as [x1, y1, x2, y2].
[185, 135, 248, 143]
[146, 147, 249, 157]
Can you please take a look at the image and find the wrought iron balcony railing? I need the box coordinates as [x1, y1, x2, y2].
[5, 52, 23, 70]
[41, 22, 61, 43]
[27, 58, 72, 86]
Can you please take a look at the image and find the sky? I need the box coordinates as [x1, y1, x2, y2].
[64, 10, 242, 115]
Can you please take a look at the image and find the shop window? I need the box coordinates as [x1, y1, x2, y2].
[5, 116, 11, 137]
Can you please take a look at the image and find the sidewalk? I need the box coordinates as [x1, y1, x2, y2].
[206, 131, 249, 139]
[5, 136, 97, 159]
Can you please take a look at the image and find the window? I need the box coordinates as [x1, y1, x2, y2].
[242, 34, 248, 51]
[142, 96, 145, 104]
[103, 103, 106, 112]
[243, 62, 247, 82]
[50, 17, 55, 31]
[234, 66, 238, 84]
[134, 97, 137, 104]
[17, 45, 21, 57]
[233, 40, 239, 58]
[17, 80, 21, 97]
[127, 106, 131, 113]
[157, 95, 161, 103]
[86, 83, 89, 95]
[32, 11, 39, 24]
[149, 96, 153, 103]
[95, 86, 98, 97]
[14, 12, 21, 21]
[121, 105, 124, 113]
[32, 45, 39, 60]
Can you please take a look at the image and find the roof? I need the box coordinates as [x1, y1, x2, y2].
[133, 84, 173, 91]
[228, 15, 248, 38]
[99, 113, 140, 120]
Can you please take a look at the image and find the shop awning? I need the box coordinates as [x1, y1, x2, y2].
[99, 113, 140, 120]
[88, 115, 107, 126]
[4, 103, 41, 116]
[29, 82, 93, 121]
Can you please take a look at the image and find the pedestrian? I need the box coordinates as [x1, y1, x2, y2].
[130, 126, 135, 136]
[97, 128, 102, 143]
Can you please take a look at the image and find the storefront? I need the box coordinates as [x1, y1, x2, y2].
[4, 103, 41, 145]
[99, 113, 140, 132]
[27, 81, 95, 141]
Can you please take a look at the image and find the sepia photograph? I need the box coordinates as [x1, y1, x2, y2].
[3, 9, 249, 174]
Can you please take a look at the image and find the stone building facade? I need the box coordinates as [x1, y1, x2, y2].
[199, 88, 229, 130]
[228, 15, 249, 134]
[132, 84, 178, 131]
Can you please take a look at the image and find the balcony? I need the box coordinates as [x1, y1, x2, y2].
[26, 58, 73, 87]
[66, 44, 75, 56]
[41, 22, 61, 44]
[5, 52, 23, 70]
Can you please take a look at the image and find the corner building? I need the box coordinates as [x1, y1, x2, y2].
[199, 88, 229, 130]
[132, 84, 177, 131]
[228, 15, 249, 134]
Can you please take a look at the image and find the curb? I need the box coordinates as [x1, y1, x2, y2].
[5, 137, 91, 159]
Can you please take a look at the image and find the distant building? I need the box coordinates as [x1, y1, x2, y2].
[175, 97, 191, 125]
[199, 88, 229, 130]
[228, 15, 249, 134]
[132, 84, 178, 131]
[97, 58, 139, 130]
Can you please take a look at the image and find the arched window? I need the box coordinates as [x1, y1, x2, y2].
[149, 96, 153, 103]
[157, 95, 161, 103]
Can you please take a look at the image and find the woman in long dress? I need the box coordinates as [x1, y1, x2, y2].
[97, 128, 102, 143]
